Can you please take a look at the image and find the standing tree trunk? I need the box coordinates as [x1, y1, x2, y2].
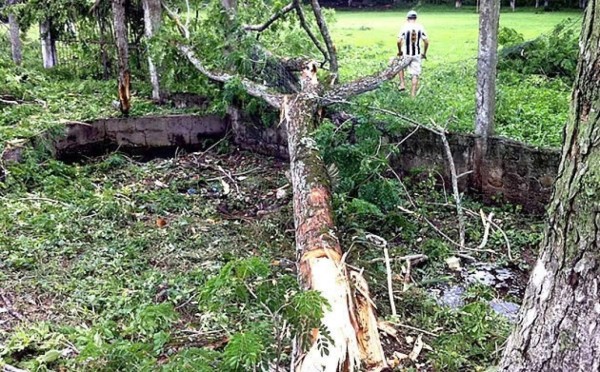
[544, 0, 549, 8]
[112, 0, 131, 115]
[536, 0, 540, 8]
[40, 19, 57, 68]
[510, 0, 516, 11]
[473, 0, 500, 190]
[142, 0, 162, 101]
[455, 0, 462, 8]
[7, 0, 22, 65]
[499, 1, 600, 370]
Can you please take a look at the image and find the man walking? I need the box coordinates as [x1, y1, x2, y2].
[397, 10, 429, 97]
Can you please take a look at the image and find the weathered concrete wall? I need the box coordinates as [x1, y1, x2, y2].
[389, 129, 560, 214]
[4, 112, 560, 214]
[54, 115, 228, 158]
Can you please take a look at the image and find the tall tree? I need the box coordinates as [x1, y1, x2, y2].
[142, 0, 162, 101]
[473, 0, 500, 189]
[40, 19, 58, 68]
[7, 0, 23, 65]
[112, 0, 131, 115]
[499, 0, 600, 369]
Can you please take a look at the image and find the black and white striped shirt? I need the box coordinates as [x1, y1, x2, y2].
[399, 23, 428, 56]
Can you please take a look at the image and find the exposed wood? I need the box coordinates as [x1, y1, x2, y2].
[142, 0, 162, 101]
[499, 1, 600, 369]
[112, 0, 131, 115]
[286, 63, 388, 372]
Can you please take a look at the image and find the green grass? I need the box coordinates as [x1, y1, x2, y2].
[333, 6, 581, 64]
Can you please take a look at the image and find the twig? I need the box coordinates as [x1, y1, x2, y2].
[383, 244, 396, 316]
[477, 210, 494, 250]
[402, 258, 412, 292]
[0, 294, 25, 321]
[243, 2, 295, 32]
[388, 320, 439, 337]
[369, 254, 428, 264]
[437, 126, 466, 248]
[2, 364, 28, 372]
[465, 208, 512, 260]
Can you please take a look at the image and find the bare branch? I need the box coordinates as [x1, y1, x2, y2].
[323, 56, 412, 104]
[309, 0, 338, 79]
[243, 2, 295, 32]
[293, 0, 328, 63]
[161, 1, 189, 38]
[177, 44, 283, 109]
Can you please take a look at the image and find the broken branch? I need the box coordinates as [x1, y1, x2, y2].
[243, 2, 295, 32]
[177, 44, 283, 109]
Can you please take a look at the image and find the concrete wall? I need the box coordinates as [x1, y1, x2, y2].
[6, 112, 559, 214]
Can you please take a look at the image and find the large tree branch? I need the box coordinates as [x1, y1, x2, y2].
[293, 0, 329, 64]
[309, 0, 338, 79]
[161, 1, 189, 38]
[177, 44, 283, 109]
[243, 2, 295, 32]
[322, 56, 411, 104]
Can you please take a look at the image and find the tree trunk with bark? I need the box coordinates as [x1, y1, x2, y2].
[473, 0, 500, 190]
[455, 0, 462, 8]
[7, 0, 22, 65]
[499, 1, 600, 370]
[142, 0, 162, 101]
[40, 19, 57, 68]
[285, 63, 388, 372]
[510, 0, 516, 11]
[112, 0, 131, 115]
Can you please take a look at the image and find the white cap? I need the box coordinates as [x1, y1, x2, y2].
[407, 10, 417, 19]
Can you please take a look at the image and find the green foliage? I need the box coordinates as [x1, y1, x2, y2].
[499, 19, 580, 82]
[498, 27, 525, 46]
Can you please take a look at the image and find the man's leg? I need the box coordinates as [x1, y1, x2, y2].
[399, 69, 406, 90]
[411, 75, 419, 97]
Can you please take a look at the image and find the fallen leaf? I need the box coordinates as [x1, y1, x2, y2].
[156, 218, 167, 227]
[221, 179, 230, 195]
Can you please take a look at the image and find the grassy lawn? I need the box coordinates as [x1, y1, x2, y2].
[333, 7, 581, 63]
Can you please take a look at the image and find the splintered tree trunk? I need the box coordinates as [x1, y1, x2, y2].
[40, 19, 57, 68]
[473, 0, 500, 189]
[142, 0, 162, 101]
[7, 0, 22, 65]
[112, 0, 131, 115]
[500, 1, 600, 370]
[286, 64, 388, 372]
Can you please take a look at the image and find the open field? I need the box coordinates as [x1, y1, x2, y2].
[333, 7, 581, 63]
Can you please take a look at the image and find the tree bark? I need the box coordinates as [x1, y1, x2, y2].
[142, 0, 162, 101]
[473, 0, 500, 190]
[499, 1, 600, 370]
[40, 19, 57, 68]
[7, 0, 22, 65]
[286, 63, 388, 372]
[112, 0, 131, 115]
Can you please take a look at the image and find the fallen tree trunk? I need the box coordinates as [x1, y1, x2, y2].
[285, 63, 389, 372]
[178, 42, 410, 372]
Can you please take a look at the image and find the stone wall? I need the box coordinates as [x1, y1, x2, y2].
[389, 129, 560, 214]
[3, 112, 560, 214]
